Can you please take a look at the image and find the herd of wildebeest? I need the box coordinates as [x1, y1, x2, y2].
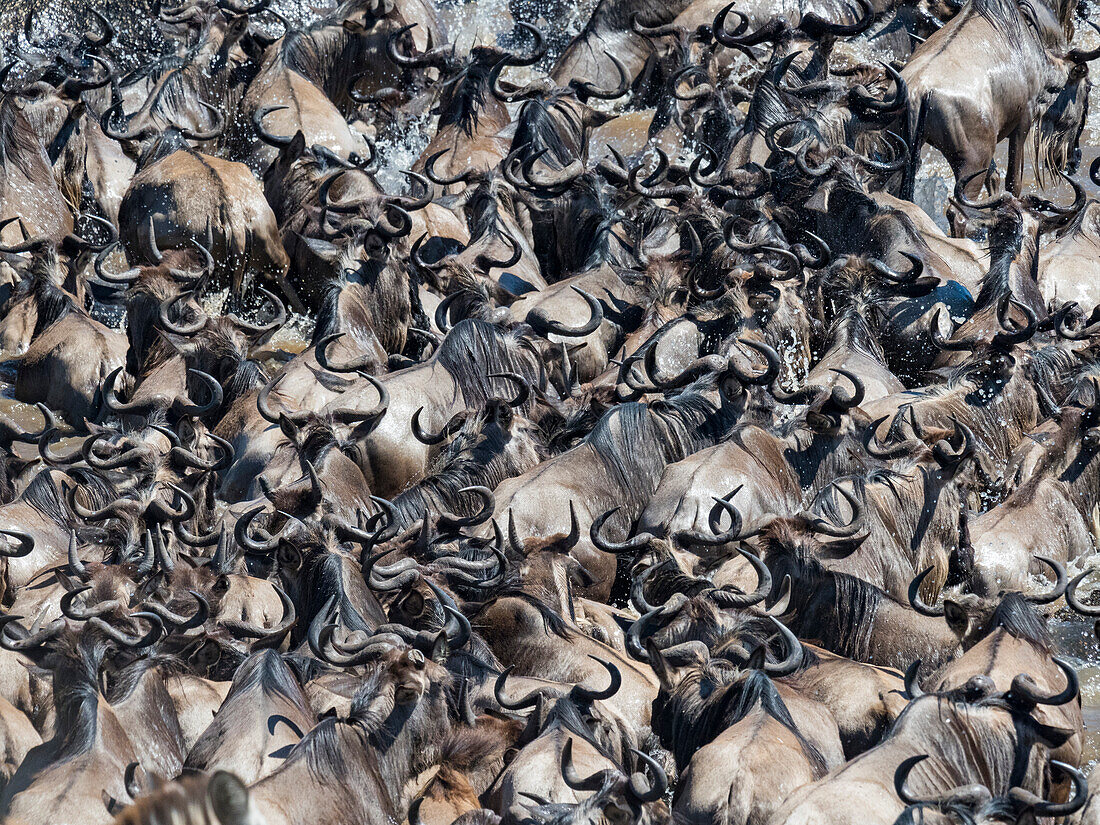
[1, 0, 1100, 821]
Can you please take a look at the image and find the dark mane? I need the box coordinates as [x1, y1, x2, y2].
[1024, 345, 1079, 412]
[512, 96, 579, 168]
[135, 130, 197, 171]
[971, 0, 1029, 49]
[53, 636, 105, 760]
[14, 634, 109, 773]
[226, 358, 268, 406]
[583, 386, 728, 516]
[274, 9, 379, 104]
[286, 715, 377, 788]
[276, 24, 348, 88]
[742, 59, 801, 142]
[460, 177, 518, 245]
[23, 469, 112, 531]
[660, 664, 827, 776]
[436, 58, 496, 136]
[971, 206, 1041, 313]
[434, 320, 543, 407]
[391, 410, 545, 529]
[559, 174, 619, 274]
[0, 98, 49, 180]
[989, 593, 1051, 649]
[765, 530, 884, 660]
[225, 649, 309, 707]
[13, 261, 79, 338]
[105, 655, 165, 704]
[537, 693, 619, 759]
[299, 550, 375, 638]
[312, 282, 346, 344]
[1035, 74, 1089, 187]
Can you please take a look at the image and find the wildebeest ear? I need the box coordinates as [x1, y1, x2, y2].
[277, 414, 301, 445]
[101, 790, 123, 817]
[804, 180, 835, 213]
[287, 131, 307, 159]
[492, 403, 514, 429]
[586, 109, 617, 128]
[647, 639, 709, 692]
[1032, 721, 1075, 749]
[431, 630, 449, 664]
[213, 574, 231, 596]
[208, 770, 251, 825]
[302, 236, 341, 263]
[746, 644, 767, 671]
[54, 569, 79, 592]
[276, 542, 302, 572]
[223, 13, 250, 45]
[530, 692, 551, 731]
[943, 599, 967, 637]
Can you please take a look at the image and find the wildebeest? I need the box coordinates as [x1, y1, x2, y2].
[0, 3, 1096, 825]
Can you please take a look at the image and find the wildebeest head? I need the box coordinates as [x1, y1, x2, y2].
[495, 657, 642, 771]
[646, 31, 749, 160]
[907, 561, 1065, 652]
[886, 675, 1078, 801]
[384, 21, 545, 138]
[621, 544, 779, 660]
[893, 758, 1087, 825]
[1036, 30, 1098, 182]
[711, 0, 876, 79]
[516, 738, 669, 825]
[260, 125, 379, 223]
[106, 769, 260, 825]
[648, 639, 816, 773]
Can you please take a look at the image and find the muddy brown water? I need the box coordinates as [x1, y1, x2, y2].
[1052, 618, 1100, 769]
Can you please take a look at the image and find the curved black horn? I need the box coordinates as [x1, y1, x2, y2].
[762, 616, 803, 676]
[488, 372, 530, 408]
[569, 52, 630, 101]
[571, 656, 622, 702]
[590, 508, 655, 553]
[1023, 556, 1067, 605]
[526, 287, 604, 338]
[1007, 656, 1078, 708]
[560, 738, 609, 791]
[253, 104, 293, 147]
[628, 748, 668, 803]
[907, 567, 944, 617]
[493, 665, 541, 710]
[710, 546, 772, 608]
[894, 754, 930, 805]
[1066, 567, 1100, 616]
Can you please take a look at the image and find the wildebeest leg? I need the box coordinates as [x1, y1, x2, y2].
[1005, 121, 1029, 196]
